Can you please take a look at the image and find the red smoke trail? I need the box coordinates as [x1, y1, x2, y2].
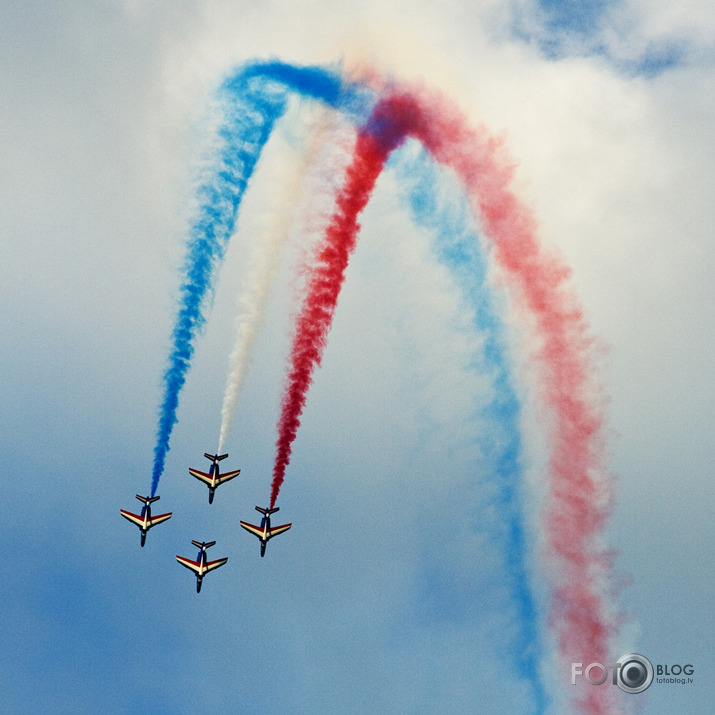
[270, 97, 414, 507]
[272, 86, 616, 713]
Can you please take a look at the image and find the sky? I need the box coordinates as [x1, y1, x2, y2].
[1, 1, 713, 713]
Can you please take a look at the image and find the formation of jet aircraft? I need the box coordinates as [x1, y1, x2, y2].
[176, 540, 228, 592]
[120, 451, 292, 592]
[189, 452, 241, 504]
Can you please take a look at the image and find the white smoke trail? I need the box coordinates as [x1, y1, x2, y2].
[217, 100, 355, 453]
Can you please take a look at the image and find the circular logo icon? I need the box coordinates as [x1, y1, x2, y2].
[616, 653, 654, 694]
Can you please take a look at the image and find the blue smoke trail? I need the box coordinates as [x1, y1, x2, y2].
[151, 61, 373, 495]
[393, 144, 548, 712]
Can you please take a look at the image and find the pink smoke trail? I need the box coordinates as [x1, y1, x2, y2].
[406, 89, 618, 715]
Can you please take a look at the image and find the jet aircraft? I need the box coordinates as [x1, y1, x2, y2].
[176, 540, 228, 592]
[189, 452, 241, 504]
[240, 506, 292, 557]
[120, 494, 172, 547]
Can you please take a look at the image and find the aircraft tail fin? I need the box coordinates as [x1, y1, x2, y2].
[255, 505, 279, 516]
[136, 494, 160, 504]
[204, 453, 229, 462]
[191, 539, 216, 550]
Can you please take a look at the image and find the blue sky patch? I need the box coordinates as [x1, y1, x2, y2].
[512, 0, 684, 77]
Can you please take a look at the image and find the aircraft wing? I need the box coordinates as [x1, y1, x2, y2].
[176, 556, 201, 575]
[120, 509, 145, 528]
[267, 523, 292, 539]
[189, 468, 213, 486]
[239, 521, 264, 538]
[217, 469, 241, 483]
[205, 557, 228, 572]
[146, 512, 172, 528]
